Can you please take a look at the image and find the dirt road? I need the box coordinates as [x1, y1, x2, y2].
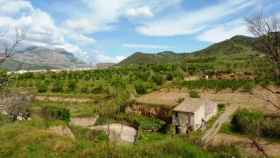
[34, 96, 93, 103]
[201, 104, 239, 145]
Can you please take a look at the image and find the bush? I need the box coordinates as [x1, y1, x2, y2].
[50, 81, 63, 93]
[36, 81, 48, 93]
[80, 85, 90, 94]
[0, 69, 8, 89]
[152, 74, 165, 85]
[134, 81, 148, 95]
[66, 80, 76, 92]
[231, 109, 280, 139]
[231, 109, 264, 136]
[261, 117, 280, 139]
[41, 106, 70, 122]
[241, 82, 255, 93]
[218, 104, 225, 112]
[182, 80, 256, 92]
[115, 114, 166, 131]
[189, 90, 200, 98]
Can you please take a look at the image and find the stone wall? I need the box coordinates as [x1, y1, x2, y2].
[126, 103, 171, 121]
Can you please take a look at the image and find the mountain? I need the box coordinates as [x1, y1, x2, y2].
[119, 51, 187, 65]
[118, 35, 259, 66]
[96, 63, 115, 69]
[0, 46, 89, 71]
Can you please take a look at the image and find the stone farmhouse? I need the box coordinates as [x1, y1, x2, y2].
[172, 98, 218, 134]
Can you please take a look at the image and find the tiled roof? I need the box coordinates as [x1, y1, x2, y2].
[173, 98, 205, 113]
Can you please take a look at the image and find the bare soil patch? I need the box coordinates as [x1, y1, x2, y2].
[135, 89, 187, 108]
[200, 86, 280, 114]
[211, 133, 280, 158]
[35, 96, 93, 103]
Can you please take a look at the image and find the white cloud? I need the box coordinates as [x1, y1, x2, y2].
[0, 0, 100, 63]
[126, 7, 154, 18]
[63, 30, 96, 46]
[0, 6, 65, 47]
[123, 43, 172, 49]
[136, 0, 257, 37]
[0, 0, 33, 16]
[95, 54, 126, 63]
[64, 0, 182, 33]
[197, 20, 252, 43]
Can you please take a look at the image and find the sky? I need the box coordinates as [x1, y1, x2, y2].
[0, 0, 279, 64]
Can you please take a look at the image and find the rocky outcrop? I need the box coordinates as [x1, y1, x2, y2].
[90, 123, 137, 144]
[48, 125, 75, 140]
[70, 116, 98, 128]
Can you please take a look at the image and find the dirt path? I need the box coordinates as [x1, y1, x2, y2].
[201, 104, 239, 145]
[34, 96, 93, 103]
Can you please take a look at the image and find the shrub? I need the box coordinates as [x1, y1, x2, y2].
[231, 109, 264, 136]
[166, 73, 173, 81]
[134, 81, 148, 94]
[218, 104, 225, 112]
[189, 90, 200, 98]
[36, 81, 48, 93]
[182, 80, 256, 92]
[261, 117, 280, 139]
[0, 69, 8, 89]
[115, 114, 166, 131]
[231, 110, 280, 139]
[152, 74, 165, 85]
[50, 81, 63, 93]
[66, 80, 76, 92]
[80, 85, 89, 94]
[241, 82, 255, 93]
[41, 106, 70, 122]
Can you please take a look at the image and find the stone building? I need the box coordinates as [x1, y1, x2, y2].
[172, 98, 217, 134]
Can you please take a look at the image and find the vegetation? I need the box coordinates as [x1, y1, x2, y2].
[0, 69, 8, 89]
[189, 90, 200, 98]
[41, 106, 70, 123]
[115, 114, 166, 131]
[1, 33, 279, 157]
[231, 109, 280, 139]
[246, 12, 280, 78]
[181, 80, 257, 92]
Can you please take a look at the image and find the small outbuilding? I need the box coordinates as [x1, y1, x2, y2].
[172, 98, 217, 134]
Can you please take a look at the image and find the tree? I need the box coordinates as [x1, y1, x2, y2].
[0, 28, 25, 88]
[0, 28, 26, 64]
[246, 12, 280, 78]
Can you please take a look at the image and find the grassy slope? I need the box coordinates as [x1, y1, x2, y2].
[118, 35, 260, 66]
[119, 51, 186, 65]
[0, 113, 214, 158]
[0, 59, 56, 71]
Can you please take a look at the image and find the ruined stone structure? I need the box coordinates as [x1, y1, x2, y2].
[172, 98, 217, 134]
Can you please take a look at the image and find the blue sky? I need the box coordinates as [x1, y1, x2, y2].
[0, 0, 279, 64]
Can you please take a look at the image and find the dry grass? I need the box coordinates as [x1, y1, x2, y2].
[200, 86, 280, 114]
[134, 89, 187, 108]
[211, 133, 280, 158]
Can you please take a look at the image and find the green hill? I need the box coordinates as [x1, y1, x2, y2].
[119, 51, 187, 65]
[118, 35, 258, 66]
